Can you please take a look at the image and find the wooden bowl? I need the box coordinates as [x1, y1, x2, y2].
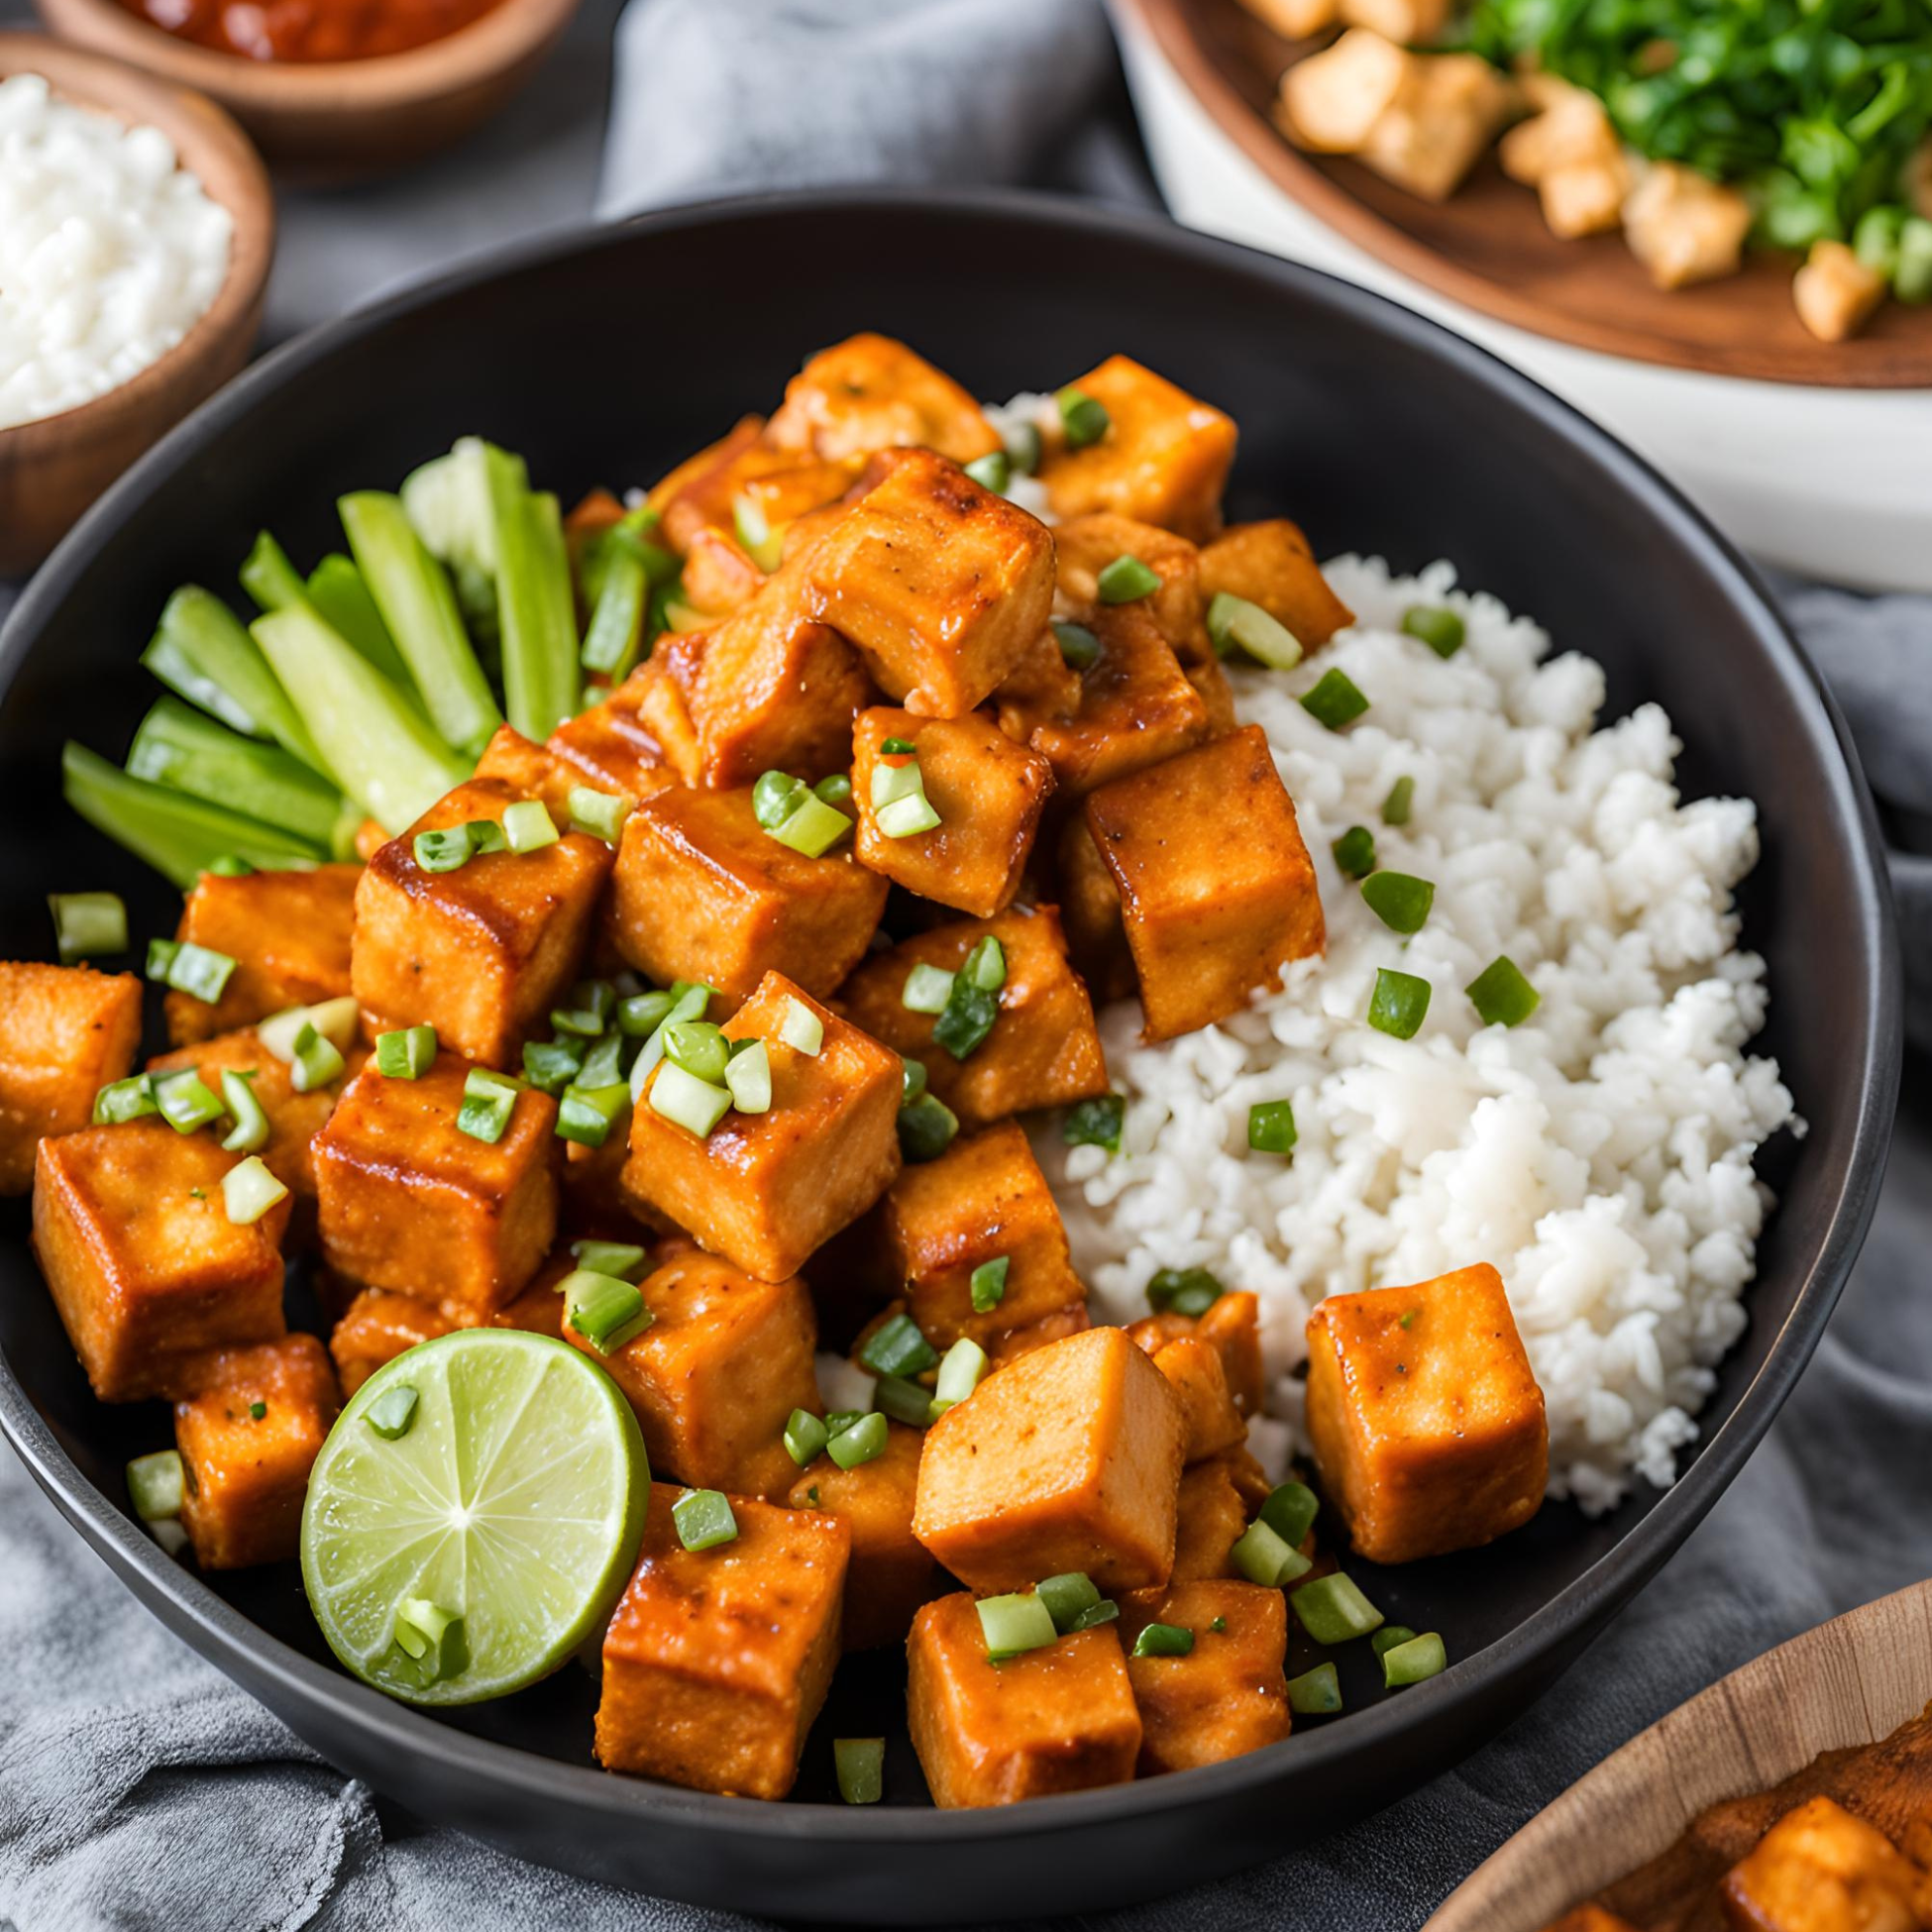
[32, 0, 581, 178]
[0, 34, 273, 575]
[1425, 1577, 1932, 1930]
[1120, 0, 1932, 388]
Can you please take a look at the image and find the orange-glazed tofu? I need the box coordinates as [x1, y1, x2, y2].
[1054, 818, 1134, 1004]
[607, 783, 887, 1005]
[329, 1287, 458, 1396]
[470, 723, 580, 819]
[680, 526, 765, 616]
[913, 1325, 1187, 1593]
[787, 1420, 941, 1651]
[594, 1483, 848, 1799]
[800, 449, 1054, 717]
[907, 1592, 1141, 1808]
[545, 674, 682, 805]
[1305, 1263, 1548, 1564]
[987, 1302, 1093, 1367]
[880, 1122, 1086, 1349]
[1039, 356, 1236, 542]
[0, 961, 142, 1195]
[1086, 725, 1325, 1040]
[765, 334, 1003, 466]
[835, 906, 1108, 1129]
[163, 864, 360, 1046]
[32, 1121, 288, 1402]
[351, 776, 613, 1070]
[1053, 512, 1213, 668]
[1720, 1796, 1926, 1932]
[1148, 1337, 1247, 1462]
[312, 1055, 558, 1318]
[1199, 519, 1354, 651]
[567, 1247, 818, 1501]
[173, 1334, 340, 1569]
[851, 707, 1054, 919]
[624, 974, 903, 1283]
[1118, 1579, 1291, 1774]
[1169, 1454, 1250, 1581]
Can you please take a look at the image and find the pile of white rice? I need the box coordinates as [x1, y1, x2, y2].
[1047, 556, 1798, 1515]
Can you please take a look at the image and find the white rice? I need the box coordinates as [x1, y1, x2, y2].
[1046, 556, 1798, 1515]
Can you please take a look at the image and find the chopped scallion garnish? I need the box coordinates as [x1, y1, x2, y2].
[1466, 955, 1540, 1028]
[1382, 776, 1415, 826]
[785, 1409, 829, 1466]
[148, 938, 238, 1006]
[221, 1154, 287, 1226]
[932, 973, 999, 1061]
[977, 1590, 1058, 1662]
[562, 1267, 652, 1353]
[248, 1400, 267, 1421]
[1052, 619, 1102, 671]
[501, 799, 560, 853]
[1290, 1571, 1384, 1645]
[961, 934, 1006, 993]
[833, 1737, 885, 1806]
[522, 1038, 584, 1096]
[969, 1254, 1010, 1313]
[616, 989, 675, 1038]
[753, 769, 807, 831]
[155, 1067, 225, 1134]
[1381, 1631, 1448, 1688]
[1401, 604, 1464, 659]
[876, 1374, 934, 1427]
[1147, 1266, 1223, 1317]
[413, 824, 479, 874]
[1063, 1092, 1125, 1153]
[777, 996, 824, 1057]
[1247, 1101, 1296, 1155]
[1130, 1622, 1195, 1659]
[1097, 555, 1160, 604]
[825, 1411, 888, 1469]
[1206, 591, 1302, 670]
[648, 1060, 732, 1138]
[552, 979, 615, 1037]
[860, 1312, 937, 1379]
[769, 792, 852, 857]
[1331, 825, 1376, 880]
[456, 1067, 520, 1143]
[1367, 967, 1431, 1040]
[1005, 418, 1043, 475]
[289, 1020, 346, 1094]
[963, 451, 1011, 493]
[1369, 1624, 1419, 1658]
[812, 773, 853, 808]
[664, 1019, 728, 1084]
[126, 1449, 184, 1521]
[1259, 1479, 1320, 1549]
[1055, 386, 1110, 451]
[1300, 669, 1369, 731]
[1360, 871, 1435, 935]
[48, 891, 127, 963]
[902, 964, 956, 1015]
[898, 1090, 958, 1162]
[1286, 1663, 1342, 1715]
[568, 786, 631, 845]
[929, 1338, 989, 1415]
[1035, 1572, 1106, 1635]
[93, 1074, 159, 1125]
[723, 1038, 772, 1115]
[570, 1238, 647, 1282]
[219, 1069, 269, 1153]
[376, 1024, 438, 1080]
[557, 1082, 628, 1148]
[1231, 1518, 1312, 1588]
[366, 1384, 420, 1440]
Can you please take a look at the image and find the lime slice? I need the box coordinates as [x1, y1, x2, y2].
[300, 1328, 648, 1707]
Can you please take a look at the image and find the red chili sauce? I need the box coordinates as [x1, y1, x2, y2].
[118, 0, 503, 61]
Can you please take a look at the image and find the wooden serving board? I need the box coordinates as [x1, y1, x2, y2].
[1424, 1578, 1932, 1932]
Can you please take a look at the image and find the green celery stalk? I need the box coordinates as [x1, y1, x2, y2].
[485, 447, 580, 740]
[306, 553, 413, 688]
[338, 490, 501, 757]
[240, 531, 309, 613]
[252, 604, 469, 834]
[126, 695, 346, 848]
[580, 540, 648, 680]
[62, 743, 324, 888]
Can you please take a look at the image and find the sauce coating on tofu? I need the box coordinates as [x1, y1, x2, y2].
[0, 961, 141, 1195]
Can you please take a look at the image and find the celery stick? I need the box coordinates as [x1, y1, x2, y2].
[127, 696, 345, 848]
[140, 586, 326, 774]
[581, 541, 647, 680]
[240, 531, 309, 614]
[339, 491, 501, 757]
[253, 605, 468, 834]
[63, 743, 324, 889]
[485, 449, 580, 740]
[307, 553, 412, 688]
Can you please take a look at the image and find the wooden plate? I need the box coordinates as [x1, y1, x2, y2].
[1120, 0, 1932, 387]
[1425, 1578, 1932, 1930]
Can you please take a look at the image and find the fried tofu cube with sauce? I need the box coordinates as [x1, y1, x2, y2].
[163, 864, 360, 1046]
[913, 1325, 1187, 1593]
[680, 526, 766, 616]
[766, 334, 1003, 467]
[908, 1592, 1141, 1808]
[1198, 520, 1355, 652]
[1118, 1579, 1292, 1774]
[0, 961, 142, 1195]
[352, 777, 613, 1070]
[33, 1121, 288, 1402]
[1169, 1454, 1252, 1581]
[800, 449, 1054, 717]
[545, 675, 682, 805]
[595, 1482, 848, 1799]
[329, 1288, 458, 1397]
[1128, 1292, 1268, 1418]
[470, 723, 580, 819]
[1053, 513, 1213, 668]
[174, 1334, 340, 1569]
[788, 1419, 941, 1651]
[1305, 1263, 1548, 1564]
[1794, 240, 1888, 345]
[1039, 356, 1236, 543]
[1720, 1796, 1927, 1932]
[835, 906, 1109, 1128]
[624, 974, 903, 1282]
[312, 1055, 558, 1317]
[851, 707, 1054, 918]
[1624, 161, 1753, 290]
[1086, 725, 1325, 1040]
[608, 785, 888, 1005]
[1148, 1336, 1248, 1462]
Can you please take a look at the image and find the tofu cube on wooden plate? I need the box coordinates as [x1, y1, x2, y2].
[1720, 1795, 1928, 1932]
[0, 960, 141, 1195]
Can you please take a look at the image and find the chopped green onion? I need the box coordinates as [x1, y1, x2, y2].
[248, 1400, 269, 1421]
[860, 1313, 937, 1379]
[568, 787, 630, 846]
[522, 1038, 584, 1096]
[366, 1384, 420, 1440]
[570, 1239, 647, 1282]
[1232, 1518, 1313, 1588]
[1210, 1616, 1227, 1634]
[1466, 955, 1540, 1028]
[1381, 1631, 1448, 1688]
[833, 1737, 885, 1806]
[222, 1154, 287, 1225]
[149, 939, 237, 1006]
[376, 1025, 437, 1080]
[930, 1338, 989, 1413]
[778, 996, 824, 1057]
[812, 773, 853, 807]
[877, 1375, 935, 1427]
[664, 1020, 728, 1084]
[902, 1058, 927, 1104]
[732, 493, 785, 573]
[289, 1021, 346, 1094]
[1052, 619, 1102, 671]
[1035, 1572, 1103, 1635]
[628, 981, 715, 1099]
[961, 935, 1006, 993]
[557, 1083, 628, 1148]
[414, 825, 479, 874]
[1130, 1622, 1195, 1660]
[1056, 386, 1110, 450]
[457, 1067, 520, 1143]
[1287, 1663, 1342, 1715]
[1300, 669, 1369, 731]
[963, 451, 1011, 493]
[1382, 777, 1415, 826]
[617, 990, 676, 1038]
[1290, 1571, 1384, 1645]
[1097, 555, 1161, 604]
[1367, 968, 1432, 1040]
[1361, 872, 1435, 935]
[1247, 1101, 1297, 1155]
[723, 1038, 772, 1115]
[93, 1075, 159, 1125]
[1401, 605, 1464, 659]
[1331, 825, 1376, 880]
[870, 752, 923, 808]
[205, 855, 256, 877]
[501, 800, 559, 854]
[753, 770, 807, 830]
[394, 1598, 467, 1684]
[267, 996, 360, 1057]
[155, 1068, 225, 1134]
[933, 978, 999, 1060]
[1004, 418, 1043, 475]
[769, 792, 853, 857]
[49, 892, 127, 963]
[785, 1409, 829, 1466]
[977, 1590, 1059, 1662]
[826, 1411, 889, 1469]
[1206, 591, 1303, 670]
[127, 1449, 184, 1521]
[970, 1255, 1010, 1313]
[1147, 1266, 1224, 1318]
[902, 964, 956, 1015]
[648, 1061, 732, 1137]
[562, 1267, 652, 1353]
[1259, 1480, 1320, 1549]
[898, 1091, 959, 1162]
[218, 1070, 269, 1153]
[876, 792, 942, 839]
[546, 979, 610, 1039]
[575, 1033, 624, 1095]
[1369, 1624, 1419, 1658]
[1064, 1092, 1125, 1153]
[824, 1411, 863, 1440]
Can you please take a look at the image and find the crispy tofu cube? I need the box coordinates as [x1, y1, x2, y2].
[1794, 240, 1889, 345]
[1357, 52, 1516, 201]
[1339, 0, 1449, 41]
[1086, 725, 1325, 1040]
[351, 777, 613, 1070]
[1305, 1263, 1547, 1563]
[835, 906, 1108, 1128]
[624, 974, 902, 1282]
[545, 670, 682, 805]
[682, 525, 766, 615]
[1053, 513, 1213, 668]
[1278, 28, 1412, 152]
[907, 1592, 1141, 1807]
[1118, 1579, 1291, 1773]
[0, 962, 142, 1195]
[766, 334, 1003, 466]
[1039, 356, 1236, 544]
[1624, 161, 1753, 289]
[566, 1247, 818, 1501]
[490, 1278, 565, 1338]
[173, 1334, 339, 1569]
[1054, 819, 1134, 1005]
[33, 1121, 288, 1402]
[607, 785, 888, 1004]
[913, 1325, 1187, 1593]
[880, 1122, 1086, 1349]
[1128, 1294, 1267, 1417]
[787, 1419, 940, 1650]
[312, 1055, 558, 1317]
[990, 626, 1084, 748]
[1198, 519, 1355, 651]
[1149, 1337, 1247, 1462]
[987, 1302, 1093, 1367]
[594, 1482, 848, 1798]
[1169, 1454, 1251, 1581]
[800, 449, 1055, 716]
[470, 723, 578, 819]
[652, 416, 799, 553]
[1720, 1796, 1925, 1932]
[329, 1287, 458, 1396]
[851, 707, 1054, 918]
[163, 864, 360, 1047]
[1239, 0, 1338, 36]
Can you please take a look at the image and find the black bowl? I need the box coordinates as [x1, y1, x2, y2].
[0, 191, 1900, 1924]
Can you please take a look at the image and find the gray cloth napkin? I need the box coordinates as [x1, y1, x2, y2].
[4, 3, 1931, 1929]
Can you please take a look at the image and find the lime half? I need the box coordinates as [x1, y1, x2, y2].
[301, 1329, 648, 1706]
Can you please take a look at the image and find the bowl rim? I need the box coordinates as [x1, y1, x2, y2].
[0, 185, 1904, 1852]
